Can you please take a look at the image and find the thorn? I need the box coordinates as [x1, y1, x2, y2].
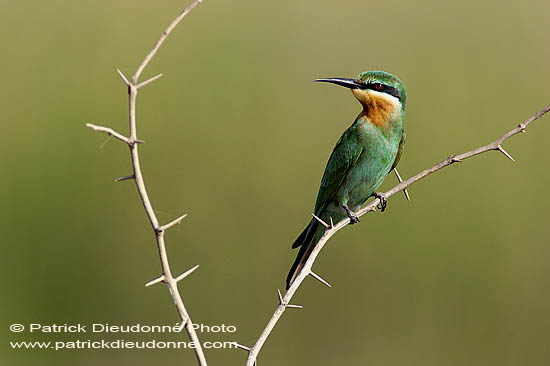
[393, 169, 411, 202]
[329, 217, 334, 229]
[449, 154, 462, 163]
[309, 271, 332, 288]
[116, 68, 130, 86]
[175, 264, 200, 282]
[497, 144, 515, 162]
[277, 289, 302, 309]
[518, 123, 527, 132]
[234, 343, 251, 352]
[128, 137, 145, 146]
[137, 73, 164, 89]
[160, 213, 188, 231]
[311, 213, 329, 228]
[115, 174, 135, 182]
[277, 289, 284, 304]
[174, 319, 187, 332]
[145, 275, 165, 287]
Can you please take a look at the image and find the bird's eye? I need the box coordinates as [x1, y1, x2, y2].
[374, 83, 384, 90]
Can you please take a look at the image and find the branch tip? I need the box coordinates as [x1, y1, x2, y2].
[175, 264, 200, 282]
[311, 213, 329, 228]
[309, 271, 332, 288]
[145, 275, 165, 287]
[497, 144, 515, 162]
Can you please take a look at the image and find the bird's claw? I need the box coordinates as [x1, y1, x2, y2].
[372, 192, 387, 212]
[348, 212, 360, 224]
[343, 205, 360, 224]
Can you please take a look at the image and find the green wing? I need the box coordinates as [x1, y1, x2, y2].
[313, 128, 363, 214]
[390, 128, 406, 171]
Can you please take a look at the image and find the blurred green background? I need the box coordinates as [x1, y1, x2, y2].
[2, 0, 550, 365]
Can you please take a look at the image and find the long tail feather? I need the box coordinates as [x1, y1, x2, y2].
[286, 219, 319, 289]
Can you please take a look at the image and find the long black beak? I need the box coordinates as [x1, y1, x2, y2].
[314, 78, 364, 89]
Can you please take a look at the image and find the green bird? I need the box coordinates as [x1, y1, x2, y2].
[286, 70, 407, 289]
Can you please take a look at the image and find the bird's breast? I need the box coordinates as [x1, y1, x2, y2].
[335, 126, 400, 210]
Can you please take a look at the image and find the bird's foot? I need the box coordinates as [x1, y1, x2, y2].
[372, 192, 388, 212]
[343, 205, 360, 224]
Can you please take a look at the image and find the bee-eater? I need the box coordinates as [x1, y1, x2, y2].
[286, 70, 407, 289]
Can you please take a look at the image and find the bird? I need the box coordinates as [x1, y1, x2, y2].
[286, 70, 407, 290]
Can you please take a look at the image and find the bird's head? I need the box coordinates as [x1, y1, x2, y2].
[315, 71, 407, 117]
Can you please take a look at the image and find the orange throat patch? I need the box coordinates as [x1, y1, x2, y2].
[353, 89, 401, 128]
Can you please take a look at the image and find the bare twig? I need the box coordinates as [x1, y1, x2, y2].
[86, 123, 131, 144]
[87, 2, 207, 365]
[244, 104, 550, 366]
[133, 0, 204, 84]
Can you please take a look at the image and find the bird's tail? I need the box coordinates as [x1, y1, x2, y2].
[286, 218, 320, 289]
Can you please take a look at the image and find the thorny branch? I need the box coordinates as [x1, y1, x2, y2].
[86, 1, 207, 365]
[242, 104, 550, 366]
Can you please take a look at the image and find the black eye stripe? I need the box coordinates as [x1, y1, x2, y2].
[363, 82, 401, 100]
